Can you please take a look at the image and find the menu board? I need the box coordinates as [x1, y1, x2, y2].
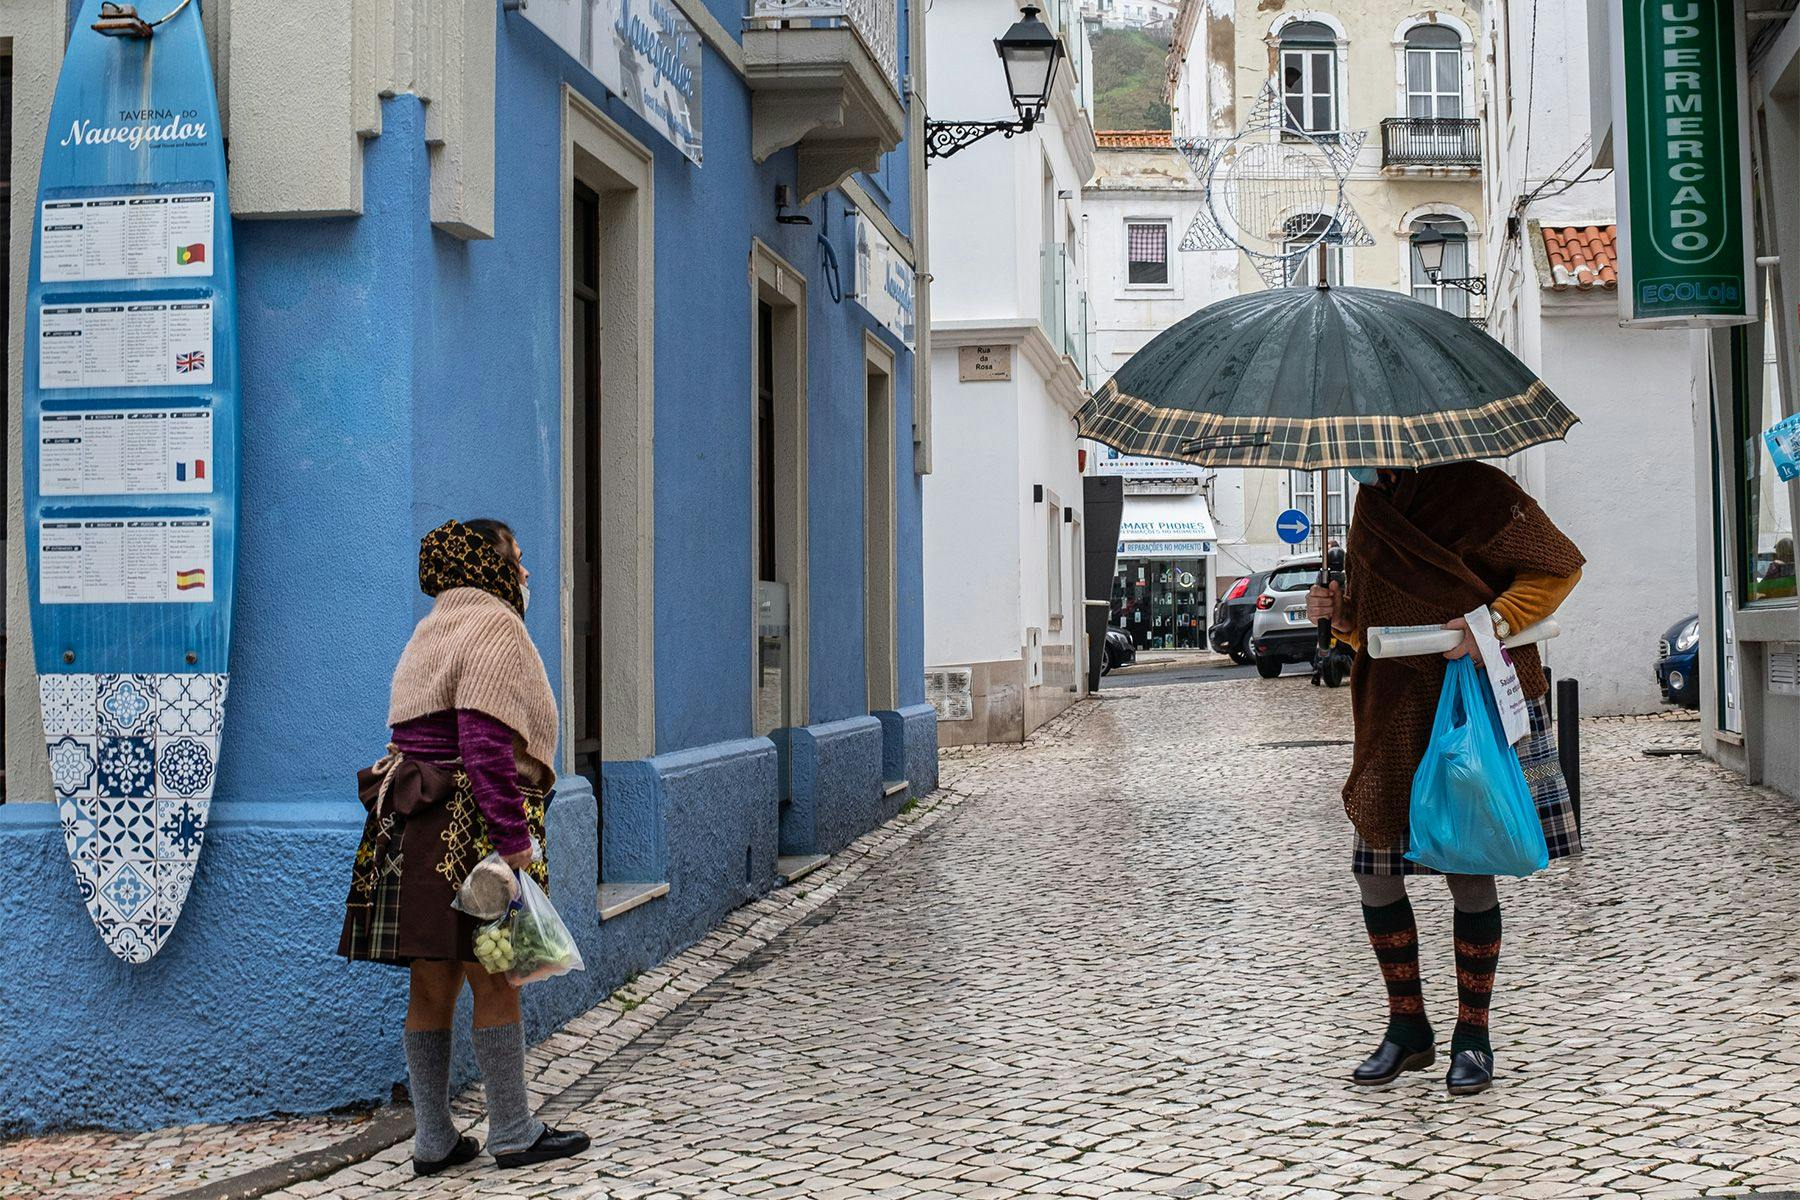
[38, 517, 214, 605]
[38, 300, 213, 389]
[39, 193, 214, 282]
[39, 408, 213, 496]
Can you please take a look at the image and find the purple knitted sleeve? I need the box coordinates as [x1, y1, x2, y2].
[455, 708, 533, 858]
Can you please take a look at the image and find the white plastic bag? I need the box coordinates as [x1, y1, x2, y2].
[473, 871, 585, 986]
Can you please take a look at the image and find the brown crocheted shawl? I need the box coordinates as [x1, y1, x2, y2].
[1341, 462, 1584, 849]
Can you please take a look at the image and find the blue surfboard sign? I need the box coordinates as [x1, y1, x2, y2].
[27, 0, 238, 963]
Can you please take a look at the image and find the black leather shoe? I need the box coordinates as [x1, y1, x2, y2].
[414, 1134, 480, 1176]
[495, 1125, 592, 1169]
[1446, 1049, 1494, 1095]
[1351, 1040, 1436, 1086]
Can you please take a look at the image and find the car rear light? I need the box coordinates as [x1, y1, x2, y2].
[1224, 577, 1250, 601]
[1255, 594, 1274, 610]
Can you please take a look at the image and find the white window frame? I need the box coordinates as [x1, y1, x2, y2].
[1398, 204, 1480, 317]
[1390, 16, 1476, 123]
[1124, 217, 1174, 291]
[1045, 489, 1066, 633]
[1280, 44, 1339, 136]
[1282, 213, 1346, 287]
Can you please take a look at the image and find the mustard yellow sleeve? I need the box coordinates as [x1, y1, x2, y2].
[1332, 623, 1361, 652]
[1492, 567, 1582, 633]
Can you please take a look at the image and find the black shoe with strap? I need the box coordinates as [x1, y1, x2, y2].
[414, 1135, 481, 1177]
[495, 1125, 592, 1169]
[1351, 1039, 1437, 1087]
[1446, 1049, 1494, 1096]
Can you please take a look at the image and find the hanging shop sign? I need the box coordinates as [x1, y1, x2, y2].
[853, 212, 916, 350]
[1117, 495, 1218, 560]
[1606, 0, 1755, 327]
[518, 0, 703, 164]
[27, 0, 240, 964]
[1091, 445, 1201, 482]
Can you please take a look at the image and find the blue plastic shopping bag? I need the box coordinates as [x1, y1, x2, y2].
[1404, 657, 1550, 877]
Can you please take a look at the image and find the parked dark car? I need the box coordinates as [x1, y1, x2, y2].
[1656, 613, 1700, 709]
[1208, 570, 1268, 665]
[1102, 627, 1137, 675]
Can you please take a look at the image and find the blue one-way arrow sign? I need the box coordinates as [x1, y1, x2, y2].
[1276, 508, 1312, 545]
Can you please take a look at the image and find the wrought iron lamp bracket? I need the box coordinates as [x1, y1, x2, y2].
[1428, 271, 1489, 296]
[924, 119, 1031, 161]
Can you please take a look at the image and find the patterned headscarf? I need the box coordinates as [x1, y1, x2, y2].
[418, 519, 524, 615]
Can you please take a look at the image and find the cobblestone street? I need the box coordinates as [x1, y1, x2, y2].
[15, 678, 1800, 1199]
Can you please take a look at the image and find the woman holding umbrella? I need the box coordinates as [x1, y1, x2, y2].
[1305, 464, 1584, 1095]
[1078, 270, 1587, 1097]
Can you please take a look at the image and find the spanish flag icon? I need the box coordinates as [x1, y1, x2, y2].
[175, 567, 207, 591]
[176, 243, 206, 266]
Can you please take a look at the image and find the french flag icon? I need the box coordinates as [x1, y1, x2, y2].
[175, 459, 206, 482]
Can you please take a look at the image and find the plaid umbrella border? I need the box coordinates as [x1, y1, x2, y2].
[1076, 378, 1579, 470]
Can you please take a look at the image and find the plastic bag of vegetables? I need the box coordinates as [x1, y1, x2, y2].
[472, 871, 585, 986]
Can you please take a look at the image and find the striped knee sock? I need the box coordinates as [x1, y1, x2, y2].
[1452, 904, 1503, 1057]
[1361, 897, 1432, 1051]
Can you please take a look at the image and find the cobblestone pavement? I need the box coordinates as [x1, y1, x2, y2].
[16, 678, 1800, 1199]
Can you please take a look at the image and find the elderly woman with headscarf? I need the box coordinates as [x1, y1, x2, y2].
[338, 518, 589, 1174]
[1307, 462, 1585, 1097]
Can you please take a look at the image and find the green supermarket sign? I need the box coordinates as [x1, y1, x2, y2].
[1609, 0, 1755, 327]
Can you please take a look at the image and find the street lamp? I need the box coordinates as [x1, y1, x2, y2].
[925, 6, 1065, 161]
[1412, 224, 1488, 296]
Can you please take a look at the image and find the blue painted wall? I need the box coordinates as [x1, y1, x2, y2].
[0, 2, 933, 1133]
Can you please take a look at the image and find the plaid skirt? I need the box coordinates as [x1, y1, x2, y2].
[1353, 693, 1581, 876]
[338, 765, 550, 966]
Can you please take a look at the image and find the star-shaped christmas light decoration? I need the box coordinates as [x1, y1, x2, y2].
[1175, 83, 1375, 288]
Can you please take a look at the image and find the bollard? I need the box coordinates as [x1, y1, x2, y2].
[1544, 668, 1554, 719]
[1556, 677, 1580, 831]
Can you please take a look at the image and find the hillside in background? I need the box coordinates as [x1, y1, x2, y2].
[1091, 26, 1173, 131]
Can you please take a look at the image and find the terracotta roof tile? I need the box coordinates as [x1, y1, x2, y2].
[1096, 130, 1173, 148]
[1540, 224, 1618, 291]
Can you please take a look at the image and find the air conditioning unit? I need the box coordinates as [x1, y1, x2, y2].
[1025, 626, 1044, 687]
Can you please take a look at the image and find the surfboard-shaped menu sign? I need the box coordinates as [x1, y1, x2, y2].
[27, 0, 238, 963]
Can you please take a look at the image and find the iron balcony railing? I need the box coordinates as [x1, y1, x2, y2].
[747, 0, 901, 94]
[1380, 116, 1481, 168]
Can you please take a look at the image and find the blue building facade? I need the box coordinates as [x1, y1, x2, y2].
[1, 0, 935, 1132]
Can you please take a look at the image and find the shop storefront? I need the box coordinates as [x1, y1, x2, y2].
[1112, 494, 1218, 649]
[1593, 4, 1800, 794]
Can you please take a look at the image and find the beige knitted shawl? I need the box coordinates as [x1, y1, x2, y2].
[388, 587, 559, 785]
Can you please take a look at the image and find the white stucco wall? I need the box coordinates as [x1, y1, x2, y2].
[1480, 0, 1699, 715]
[923, 352, 1025, 666]
[924, 0, 1096, 694]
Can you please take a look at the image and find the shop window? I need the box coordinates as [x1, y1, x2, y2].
[1046, 494, 1065, 630]
[1739, 269, 1795, 605]
[1280, 21, 1339, 137]
[1111, 558, 1209, 649]
[1404, 24, 1462, 118]
[1409, 215, 1470, 317]
[1126, 221, 1169, 286]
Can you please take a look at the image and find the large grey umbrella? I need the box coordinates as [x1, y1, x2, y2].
[1077, 283, 1577, 470]
[1077, 278, 1578, 652]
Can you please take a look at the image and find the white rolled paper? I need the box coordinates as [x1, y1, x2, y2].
[1365, 617, 1561, 660]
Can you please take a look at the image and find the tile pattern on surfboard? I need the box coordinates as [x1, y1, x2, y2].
[47, 673, 227, 964]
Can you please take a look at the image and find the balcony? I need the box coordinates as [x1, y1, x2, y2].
[1380, 117, 1481, 170]
[744, 0, 907, 203]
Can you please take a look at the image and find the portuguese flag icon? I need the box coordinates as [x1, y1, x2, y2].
[176, 242, 206, 266]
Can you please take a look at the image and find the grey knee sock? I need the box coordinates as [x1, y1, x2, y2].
[404, 1029, 461, 1162]
[1445, 873, 1499, 912]
[472, 1022, 545, 1155]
